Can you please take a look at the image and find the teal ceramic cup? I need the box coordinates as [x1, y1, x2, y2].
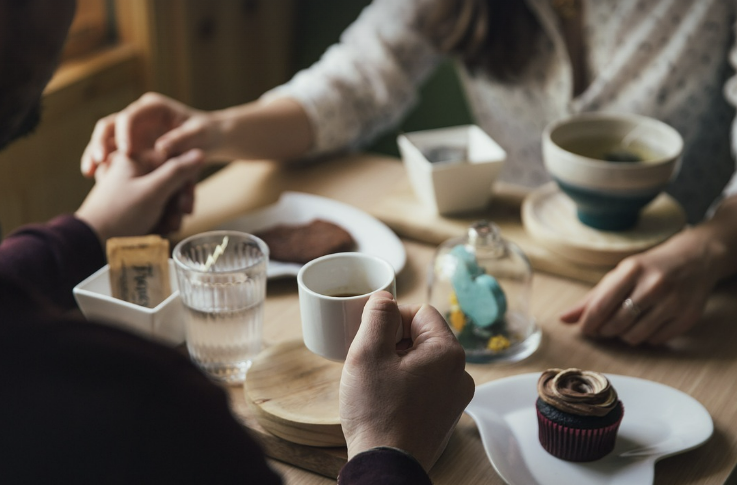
[543, 112, 683, 231]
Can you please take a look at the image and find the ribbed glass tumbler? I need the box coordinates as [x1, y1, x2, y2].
[174, 231, 269, 384]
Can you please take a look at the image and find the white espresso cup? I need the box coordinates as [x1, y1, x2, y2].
[297, 253, 397, 361]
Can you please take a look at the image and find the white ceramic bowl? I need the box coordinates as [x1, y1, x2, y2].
[73, 259, 185, 345]
[543, 112, 683, 230]
[398, 125, 506, 215]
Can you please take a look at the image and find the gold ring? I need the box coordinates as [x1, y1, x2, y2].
[622, 298, 642, 318]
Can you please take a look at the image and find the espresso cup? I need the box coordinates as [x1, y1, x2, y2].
[297, 253, 397, 361]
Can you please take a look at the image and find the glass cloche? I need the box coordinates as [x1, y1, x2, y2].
[428, 221, 540, 363]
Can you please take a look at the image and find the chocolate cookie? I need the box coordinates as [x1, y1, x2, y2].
[254, 219, 356, 264]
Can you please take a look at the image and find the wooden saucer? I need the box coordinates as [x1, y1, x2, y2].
[244, 340, 345, 447]
[522, 183, 686, 267]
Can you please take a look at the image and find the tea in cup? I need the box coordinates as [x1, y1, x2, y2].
[543, 112, 683, 231]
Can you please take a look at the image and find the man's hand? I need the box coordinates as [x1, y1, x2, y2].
[76, 149, 204, 242]
[340, 292, 475, 472]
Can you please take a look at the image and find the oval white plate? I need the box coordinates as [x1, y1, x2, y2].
[217, 192, 406, 278]
[465, 373, 713, 485]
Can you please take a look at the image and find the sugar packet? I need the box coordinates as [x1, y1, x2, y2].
[106, 235, 171, 308]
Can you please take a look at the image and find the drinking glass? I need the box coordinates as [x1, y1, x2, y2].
[173, 231, 268, 384]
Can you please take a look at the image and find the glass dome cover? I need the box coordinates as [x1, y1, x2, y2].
[428, 221, 540, 363]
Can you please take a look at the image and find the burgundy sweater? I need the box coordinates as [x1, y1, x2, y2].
[0, 215, 431, 485]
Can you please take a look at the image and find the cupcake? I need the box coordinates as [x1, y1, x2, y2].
[536, 368, 624, 462]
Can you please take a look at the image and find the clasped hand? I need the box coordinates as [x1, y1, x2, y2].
[79, 93, 217, 237]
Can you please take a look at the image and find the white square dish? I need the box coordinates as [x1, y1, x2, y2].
[73, 259, 184, 345]
[398, 125, 506, 215]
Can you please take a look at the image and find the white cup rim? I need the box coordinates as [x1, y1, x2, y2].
[297, 253, 395, 300]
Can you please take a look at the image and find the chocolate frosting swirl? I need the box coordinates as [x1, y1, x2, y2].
[537, 368, 618, 417]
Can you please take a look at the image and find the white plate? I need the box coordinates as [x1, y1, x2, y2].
[465, 373, 713, 485]
[217, 192, 406, 278]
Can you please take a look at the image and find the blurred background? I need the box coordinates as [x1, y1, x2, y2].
[0, 0, 471, 235]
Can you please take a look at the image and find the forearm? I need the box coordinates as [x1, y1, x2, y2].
[698, 194, 737, 282]
[0, 215, 106, 312]
[208, 97, 314, 162]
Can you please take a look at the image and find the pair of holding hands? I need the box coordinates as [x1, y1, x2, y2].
[77, 93, 214, 240]
[81, 92, 218, 178]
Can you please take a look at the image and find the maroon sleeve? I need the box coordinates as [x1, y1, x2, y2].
[0, 313, 284, 484]
[338, 447, 433, 485]
[0, 214, 106, 312]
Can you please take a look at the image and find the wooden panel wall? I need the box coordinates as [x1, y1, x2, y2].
[116, 0, 296, 109]
[0, 0, 295, 237]
[0, 46, 141, 238]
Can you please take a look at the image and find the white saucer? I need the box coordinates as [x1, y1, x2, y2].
[521, 183, 686, 267]
[217, 192, 406, 278]
[465, 373, 713, 485]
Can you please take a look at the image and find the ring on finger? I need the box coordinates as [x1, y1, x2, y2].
[622, 298, 642, 319]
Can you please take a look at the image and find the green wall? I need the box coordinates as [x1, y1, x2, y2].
[293, 0, 473, 157]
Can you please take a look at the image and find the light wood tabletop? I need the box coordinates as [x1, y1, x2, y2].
[178, 153, 737, 485]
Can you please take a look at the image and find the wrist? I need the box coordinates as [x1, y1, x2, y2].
[73, 208, 107, 245]
[204, 109, 233, 161]
[339, 446, 431, 485]
[678, 225, 733, 285]
[347, 432, 424, 470]
[208, 105, 256, 161]
[702, 197, 737, 282]
[701, 230, 735, 283]
[350, 446, 425, 468]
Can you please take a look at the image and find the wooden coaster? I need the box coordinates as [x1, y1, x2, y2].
[244, 340, 345, 447]
[522, 183, 686, 267]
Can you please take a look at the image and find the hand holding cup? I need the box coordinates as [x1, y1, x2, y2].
[339, 292, 475, 472]
[297, 253, 397, 361]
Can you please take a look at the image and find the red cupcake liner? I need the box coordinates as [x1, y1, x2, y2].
[536, 403, 624, 462]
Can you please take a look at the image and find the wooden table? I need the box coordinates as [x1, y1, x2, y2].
[178, 154, 737, 485]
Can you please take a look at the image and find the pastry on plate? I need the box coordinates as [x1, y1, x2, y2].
[536, 368, 624, 461]
[254, 219, 355, 264]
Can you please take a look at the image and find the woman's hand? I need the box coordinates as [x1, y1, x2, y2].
[560, 227, 726, 345]
[76, 149, 204, 242]
[340, 292, 475, 472]
[81, 92, 218, 177]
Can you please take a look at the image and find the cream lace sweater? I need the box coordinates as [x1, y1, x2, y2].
[266, 0, 737, 222]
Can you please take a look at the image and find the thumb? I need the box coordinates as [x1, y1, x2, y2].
[560, 303, 585, 324]
[351, 291, 402, 357]
[140, 149, 204, 202]
[560, 294, 591, 324]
